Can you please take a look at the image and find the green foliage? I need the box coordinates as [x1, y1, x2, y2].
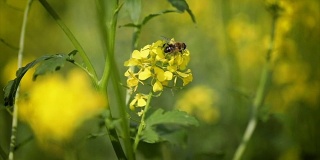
[141, 108, 199, 143]
[1, 0, 319, 160]
[3, 51, 76, 107]
[120, 10, 178, 29]
[33, 51, 76, 80]
[168, 0, 196, 23]
[145, 108, 199, 126]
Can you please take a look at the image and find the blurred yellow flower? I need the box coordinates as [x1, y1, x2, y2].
[2, 57, 36, 93]
[18, 69, 107, 146]
[175, 85, 220, 124]
[267, 61, 319, 112]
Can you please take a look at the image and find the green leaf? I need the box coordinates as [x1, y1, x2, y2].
[146, 108, 199, 127]
[32, 54, 69, 80]
[124, 0, 141, 23]
[3, 80, 14, 106]
[167, 0, 196, 23]
[140, 108, 198, 144]
[3, 55, 51, 106]
[186, 8, 196, 23]
[168, 0, 189, 12]
[3, 51, 76, 106]
[141, 127, 160, 143]
[119, 10, 177, 29]
[141, 10, 177, 25]
[160, 129, 187, 146]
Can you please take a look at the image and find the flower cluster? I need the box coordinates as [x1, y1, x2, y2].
[124, 39, 193, 110]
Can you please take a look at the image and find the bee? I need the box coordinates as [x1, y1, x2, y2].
[163, 39, 187, 54]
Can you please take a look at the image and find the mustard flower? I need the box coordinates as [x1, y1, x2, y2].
[124, 39, 193, 112]
[124, 39, 193, 93]
[129, 93, 149, 111]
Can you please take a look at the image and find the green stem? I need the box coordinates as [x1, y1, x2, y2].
[8, 0, 33, 159]
[232, 8, 278, 160]
[96, 1, 134, 159]
[99, 2, 123, 90]
[103, 109, 127, 160]
[108, 4, 135, 159]
[38, 0, 97, 79]
[72, 61, 99, 88]
[232, 65, 271, 160]
[133, 92, 153, 152]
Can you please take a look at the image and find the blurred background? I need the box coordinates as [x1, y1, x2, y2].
[0, 0, 319, 159]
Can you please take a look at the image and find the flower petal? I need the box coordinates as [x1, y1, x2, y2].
[139, 68, 152, 80]
[164, 71, 173, 80]
[153, 80, 163, 92]
[137, 98, 147, 107]
[132, 50, 141, 59]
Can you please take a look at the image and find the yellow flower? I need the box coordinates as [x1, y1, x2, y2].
[18, 69, 107, 147]
[154, 67, 173, 82]
[129, 93, 149, 111]
[153, 80, 163, 92]
[177, 69, 193, 86]
[124, 39, 193, 93]
[138, 67, 152, 80]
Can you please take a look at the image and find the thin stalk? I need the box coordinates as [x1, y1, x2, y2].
[133, 92, 152, 152]
[232, 65, 270, 160]
[8, 0, 33, 159]
[72, 61, 99, 88]
[99, 2, 123, 90]
[104, 111, 127, 160]
[95, 1, 127, 159]
[232, 9, 278, 160]
[96, 1, 134, 159]
[106, 4, 135, 159]
[38, 0, 97, 79]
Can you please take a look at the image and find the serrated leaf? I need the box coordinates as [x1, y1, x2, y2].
[67, 50, 77, 62]
[145, 108, 199, 127]
[3, 55, 51, 106]
[32, 54, 69, 80]
[141, 127, 160, 143]
[140, 108, 198, 144]
[3, 51, 76, 106]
